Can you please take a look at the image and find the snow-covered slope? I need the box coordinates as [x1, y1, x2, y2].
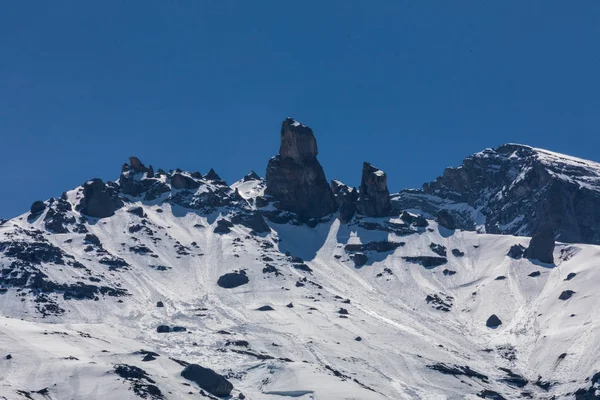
[2, 186, 599, 399]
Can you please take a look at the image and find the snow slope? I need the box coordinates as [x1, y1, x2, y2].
[2, 188, 599, 399]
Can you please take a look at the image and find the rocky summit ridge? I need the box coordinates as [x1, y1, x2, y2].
[2, 117, 600, 399]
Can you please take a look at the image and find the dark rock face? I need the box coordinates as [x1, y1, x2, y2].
[394, 144, 600, 245]
[400, 211, 428, 227]
[170, 173, 201, 190]
[437, 210, 456, 230]
[507, 244, 525, 259]
[181, 364, 234, 397]
[265, 118, 337, 222]
[352, 253, 368, 267]
[129, 157, 150, 173]
[486, 314, 502, 328]
[356, 162, 391, 217]
[242, 171, 261, 182]
[77, 179, 123, 218]
[403, 256, 447, 268]
[213, 219, 233, 234]
[331, 180, 358, 223]
[217, 272, 249, 288]
[524, 228, 555, 264]
[29, 201, 46, 217]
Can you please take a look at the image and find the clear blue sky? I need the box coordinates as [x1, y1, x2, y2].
[2, 2, 600, 218]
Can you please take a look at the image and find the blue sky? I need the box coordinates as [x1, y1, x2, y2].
[1, 2, 600, 218]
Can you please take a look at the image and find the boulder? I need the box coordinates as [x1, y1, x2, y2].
[78, 179, 123, 218]
[486, 314, 502, 328]
[331, 180, 358, 223]
[507, 244, 525, 259]
[265, 117, 337, 222]
[217, 272, 249, 288]
[213, 219, 234, 234]
[181, 364, 234, 397]
[558, 290, 575, 300]
[356, 162, 391, 217]
[29, 201, 46, 216]
[524, 228, 555, 264]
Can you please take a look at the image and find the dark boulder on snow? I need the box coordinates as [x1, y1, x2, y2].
[78, 179, 123, 218]
[265, 117, 338, 222]
[29, 201, 46, 217]
[507, 244, 526, 259]
[565, 272, 577, 281]
[524, 228, 555, 264]
[127, 207, 145, 218]
[256, 305, 274, 311]
[181, 364, 234, 397]
[352, 253, 368, 267]
[213, 219, 234, 234]
[486, 314, 502, 328]
[558, 290, 575, 300]
[156, 325, 171, 333]
[156, 301, 164, 308]
[356, 162, 391, 217]
[331, 180, 358, 223]
[217, 272, 249, 288]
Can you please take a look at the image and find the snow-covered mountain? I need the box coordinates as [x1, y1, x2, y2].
[394, 144, 600, 245]
[1, 119, 599, 400]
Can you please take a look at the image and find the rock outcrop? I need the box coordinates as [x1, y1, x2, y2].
[265, 118, 337, 222]
[524, 228, 555, 264]
[181, 364, 234, 397]
[394, 144, 600, 244]
[331, 180, 358, 223]
[356, 162, 391, 217]
[77, 179, 123, 218]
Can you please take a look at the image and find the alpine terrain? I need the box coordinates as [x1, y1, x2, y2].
[1, 118, 599, 400]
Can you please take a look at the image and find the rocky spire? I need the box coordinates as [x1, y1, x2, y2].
[331, 180, 358, 224]
[355, 162, 391, 217]
[265, 117, 337, 222]
[524, 227, 555, 264]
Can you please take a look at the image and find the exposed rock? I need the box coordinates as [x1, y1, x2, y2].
[256, 305, 274, 311]
[352, 253, 368, 267]
[242, 171, 261, 182]
[400, 211, 428, 227]
[78, 179, 123, 218]
[230, 213, 270, 234]
[128, 207, 145, 218]
[217, 272, 249, 288]
[507, 244, 525, 259]
[437, 210, 456, 230]
[486, 314, 502, 328]
[204, 168, 225, 183]
[170, 173, 201, 190]
[396, 144, 600, 245]
[356, 162, 391, 217]
[156, 301, 164, 308]
[558, 290, 575, 300]
[345, 241, 405, 253]
[565, 272, 577, 281]
[429, 243, 447, 257]
[528, 271, 541, 277]
[403, 256, 447, 268]
[156, 325, 171, 333]
[331, 180, 358, 223]
[29, 201, 46, 217]
[425, 293, 453, 312]
[180, 364, 234, 397]
[129, 157, 150, 173]
[214, 219, 233, 234]
[524, 228, 555, 264]
[451, 248, 464, 257]
[265, 117, 337, 222]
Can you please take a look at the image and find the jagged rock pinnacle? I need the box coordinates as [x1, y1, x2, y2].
[265, 117, 337, 222]
[356, 162, 391, 217]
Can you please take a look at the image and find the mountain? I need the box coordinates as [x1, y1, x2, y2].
[393, 144, 600, 245]
[1, 119, 599, 399]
